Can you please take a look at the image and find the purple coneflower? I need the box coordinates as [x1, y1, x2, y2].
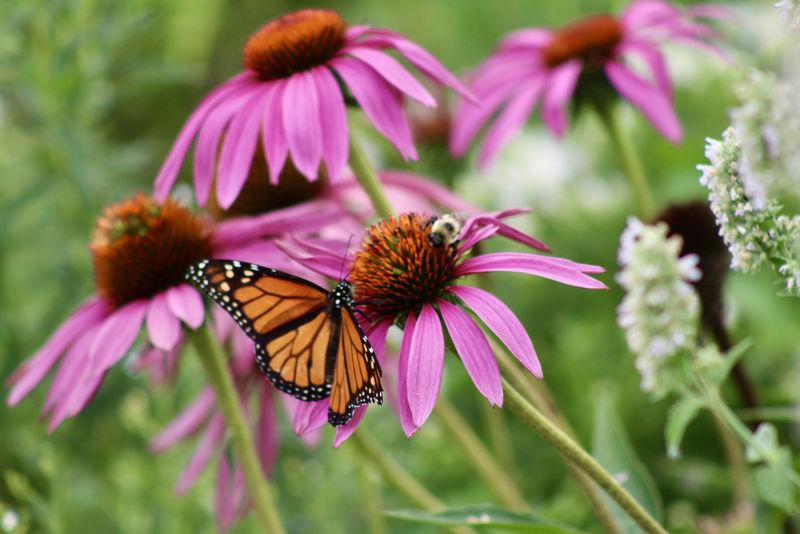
[5, 193, 337, 430]
[281, 210, 606, 438]
[450, 0, 729, 167]
[154, 8, 470, 209]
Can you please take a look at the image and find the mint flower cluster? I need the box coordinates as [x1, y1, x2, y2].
[616, 218, 701, 395]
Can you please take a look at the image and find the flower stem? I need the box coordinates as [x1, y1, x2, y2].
[596, 104, 655, 220]
[187, 323, 286, 534]
[502, 378, 668, 534]
[434, 398, 528, 512]
[349, 132, 395, 219]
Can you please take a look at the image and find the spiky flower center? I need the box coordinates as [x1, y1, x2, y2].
[349, 213, 459, 319]
[542, 14, 622, 68]
[91, 194, 213, 307]
[243, 9, 347, 80]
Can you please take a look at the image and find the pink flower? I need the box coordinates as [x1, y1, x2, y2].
[450, 0, 730, 167]
[280, 210, 606, 439]
[154, 8, 471, 209]
[4, 194, 339, 430]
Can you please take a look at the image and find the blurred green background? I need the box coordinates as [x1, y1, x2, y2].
[2, 0, 797, 532]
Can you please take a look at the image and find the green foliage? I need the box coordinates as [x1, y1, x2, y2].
[384, 504, 587, 533]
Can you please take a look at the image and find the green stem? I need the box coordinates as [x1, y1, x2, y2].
[349, 132, 395, 219]
[480, 400, 516, 477]
[502, 378, 668, 534]
[435, 398, 528, 512]
[596, 104, 655, 220]
[187, 324, 286, 534]
[349, 432, 476, 534]
[710, 413, 749, 505]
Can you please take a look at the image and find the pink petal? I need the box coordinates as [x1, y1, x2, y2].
[42, 324, 97, 417]
[497, 28, 553, 51]
[147, 291, 182, 351]
[261, 81, 288, 185]
[478, 77, 546, 168]
[192, 82, 258, 206]
[256, 385, 278, 477]
[437, 300, 502, 405]
[312, 66, 349, 183]
[604, 61, 682, 143]
[541, 60, 581, 137]
[345, 46, 436, 106]
[333, 406, 368, 448]
[454, 252, 607, 289]
[6, 297, 108, 405]
[175, 414, 225, 495]
[293, 398, 329, 436]
[616, 40, 671, 99]
[405, 303, 444, 430]
[166, 283, 205, 329]
[153, 73, 249, 201]
[216, 88, 272, 209]
[282, 71, 323, 180]
[330, 56, 417, 160]
[461, 212, 551, 252]
[150, 387, 216, 452]
[378, 170, 481, 214]
[89, 299, 149, 377]
[396, 311, 417, 437]
[447, 285, 541, 378]
[621, 0, 679, 32]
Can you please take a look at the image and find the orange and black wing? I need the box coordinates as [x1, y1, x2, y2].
[187, 259, 333, 401]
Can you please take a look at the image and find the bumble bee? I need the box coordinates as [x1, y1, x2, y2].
[427, 212, 466, 248]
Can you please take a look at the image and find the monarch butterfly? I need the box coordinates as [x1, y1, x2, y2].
[186, 259, 383, 426]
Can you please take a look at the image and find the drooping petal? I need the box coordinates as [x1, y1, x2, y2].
[282, 70, 323, 180]
[154, 73, 249, 200]
[438, 300, 502, 405]
[447, 285, 541, 378]
[330, 56, 417, 160]
[620, 0, 680, 32]
[333, 406, 368, 448]
[497, 28, 553, 51]
[89, 299, 149, 377]
[604, 61, 682, 143]
[346, 47, 436, 106]
[405, 303, 444, 430]
[615, 40, 671, 99]
[293, 398, 329, 436]
[256, 385, 278, 477]
[175, 414, 225, 495]
[396, 311, 417, 436]
[166, 283, 205, 329]
[261, 81, 288, 185]
[461, 212, 551, 252]
[216, 88, 273, 209]
[6, 297, 108, 405]
[146, 291, 182, 351]
[312, 66, 349, 183]
[378, 170, 481, 215]
[541, 60, 581, 137]
[41, 324, 97, 417]
[150, 387, 216, 452]
[454, 252, 607, 289]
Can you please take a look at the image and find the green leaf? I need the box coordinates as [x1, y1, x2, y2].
[384, 504, 586, 533]
[745, 423, 779, 463]
[664, 397, 703, 459]
[753, 450, 796, 513]
[592, 390, 663, 534]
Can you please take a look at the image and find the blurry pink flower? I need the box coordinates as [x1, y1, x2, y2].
[281, 210, 606, 438]
[154, 8, 471, 209]
[5, 194, 339, 430]
[450, 0, 730, 167]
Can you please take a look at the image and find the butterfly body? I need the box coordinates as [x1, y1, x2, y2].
[187, 259, 382, 426]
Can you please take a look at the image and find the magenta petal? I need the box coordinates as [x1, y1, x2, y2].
[261, 81, 288, 185]
[617, 40, 671, 99]
[406, 303, 444, 430]
[447, 285, 542, 378]
[331, 56, 417, 160]
[604, 61, 682, 143]
[146, 291, 182, 351]
[438, 300, 502, 405]
[498, 28, 553, 51]
[293, 398, 329, 436]
[216, 88, 272, 209]
[396, 311, 417, 437]
[463, 214, 551, 252]
[153, 74, 249, 201]
[541, 60, 581, 137]
[378, 170, 481, 214]
[6, 297, 108, 405]
[166, 284, 205, 329]
[455, 252, 607, 289]
[312, 67, 348, 183]
[90, 299, 149, 376]
[282, 71, 323, 180]
[256, 385, 278, 476]
[346, 47, 436, 106]
[176, 414, 225, 494]
[42, 325, 97, 418]
[150, 387, 216, 452]
[215, 456, 235, 531]
[333, 406, 368, 448]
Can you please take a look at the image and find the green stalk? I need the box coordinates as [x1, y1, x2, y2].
[480, 400, 516, 477]
[503, 378, 668, 534]
[596, 104, 655, 220]
[349, 132, 395, 219]
[434, 398, 528, 512]
[187, 324, 286, 534]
